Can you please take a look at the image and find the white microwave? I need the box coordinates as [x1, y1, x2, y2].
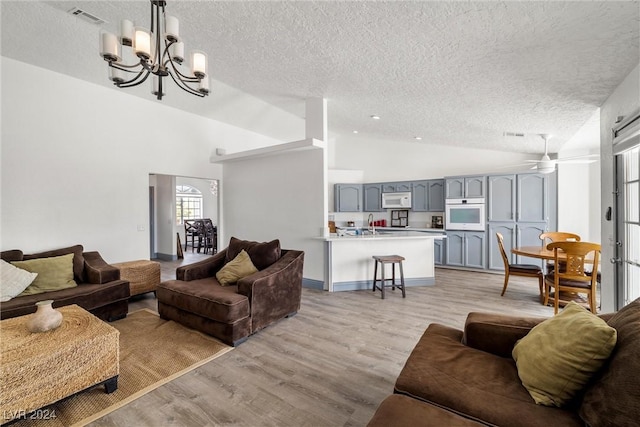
[382, 192, 412, 209]
[445, 198, 486, 231]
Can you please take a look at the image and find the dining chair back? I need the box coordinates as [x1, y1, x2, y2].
[539, 232, 581, 274]
[496, 233, 544, 300]
[545, 241, 601, 314]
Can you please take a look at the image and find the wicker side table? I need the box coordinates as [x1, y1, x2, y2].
[113, 260, 161, 296]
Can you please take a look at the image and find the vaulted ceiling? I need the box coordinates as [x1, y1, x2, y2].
[2, 1, 639, 155]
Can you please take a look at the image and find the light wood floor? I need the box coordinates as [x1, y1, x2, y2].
[90, 255, 554, 427]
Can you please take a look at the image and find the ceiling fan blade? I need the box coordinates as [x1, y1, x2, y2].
[556, 158, 597, 164]
[556, 153, 599, 161]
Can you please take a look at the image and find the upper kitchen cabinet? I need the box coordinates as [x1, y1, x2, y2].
[382, 182, 412, 193]
[487, 173, 549, 222]
[445, 176, 485, 199]
[334, 184, 363, 212]
[517, 174, 548, 222]
[428, 180, 445, 211]
[412, 179, 445, 212]
[488, 175, 516, 221]
[363, 184, 384, 212]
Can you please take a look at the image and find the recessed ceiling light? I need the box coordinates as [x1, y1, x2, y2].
[414, 136, 422, 140]
[370, 115, 380, 120]
[353, 130, 359, 134]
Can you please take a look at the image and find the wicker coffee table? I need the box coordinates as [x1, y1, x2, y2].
[0, 305, 119, 423]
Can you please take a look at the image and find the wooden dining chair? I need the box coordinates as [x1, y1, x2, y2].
[496, 233, 544, 300]
[539, 232, 581, 273]
[545, 241, 601, 314]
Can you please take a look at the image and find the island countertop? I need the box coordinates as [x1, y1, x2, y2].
[319, 231, 445, 241]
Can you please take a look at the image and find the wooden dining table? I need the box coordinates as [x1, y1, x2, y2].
[511, 246, 596, 263]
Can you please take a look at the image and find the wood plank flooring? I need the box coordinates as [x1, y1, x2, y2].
[91, 256, 554, 427]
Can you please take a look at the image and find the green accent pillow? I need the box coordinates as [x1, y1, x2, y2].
[512, 301, 617, 407]
[13, 253, 78, 296]
[216, 249, 258, 286]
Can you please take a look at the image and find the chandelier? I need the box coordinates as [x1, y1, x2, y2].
[99, 0, 209, 100]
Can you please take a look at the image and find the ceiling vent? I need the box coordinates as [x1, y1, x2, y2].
[68, 7, 107, 25]
[503, 132, 526, 137]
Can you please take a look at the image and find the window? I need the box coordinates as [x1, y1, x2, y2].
[176, 185, 202, 225]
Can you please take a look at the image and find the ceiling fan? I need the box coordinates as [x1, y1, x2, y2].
[522, 134, 598, 174]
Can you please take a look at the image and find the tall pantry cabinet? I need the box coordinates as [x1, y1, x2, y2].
[487, 172, 557, 270]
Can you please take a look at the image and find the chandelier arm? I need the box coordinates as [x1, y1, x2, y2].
[109, 61, 146, 73]
[166, 71, 205, 97]
[116, 70, 152, 88]
[164, 56, 200, 83]
[160, 40, 199, 83]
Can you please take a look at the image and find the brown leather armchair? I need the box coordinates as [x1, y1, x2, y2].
[157, 238, 304, 346]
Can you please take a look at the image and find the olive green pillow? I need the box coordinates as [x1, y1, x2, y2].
[216, 249, 258, 286]
[13, 253, 78, 296]
[512, 302, 617, 407]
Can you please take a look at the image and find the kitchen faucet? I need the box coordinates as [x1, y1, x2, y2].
[368, 213, 376, 235]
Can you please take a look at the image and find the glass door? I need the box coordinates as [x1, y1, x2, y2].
[613, 111, 640, 308]
[616, 147, 640, 306]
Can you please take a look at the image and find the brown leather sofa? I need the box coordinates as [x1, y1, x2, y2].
[1, 245, 130, 321]
[157, 237, 304, 346]
[368, 298, 640, 427]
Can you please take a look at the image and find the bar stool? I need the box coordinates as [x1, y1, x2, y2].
[372, 255, 406, 299]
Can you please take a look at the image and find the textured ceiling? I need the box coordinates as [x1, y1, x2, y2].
[2, 1, 639, 155]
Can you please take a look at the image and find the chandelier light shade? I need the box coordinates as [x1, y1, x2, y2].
[99, 0, 209, 100]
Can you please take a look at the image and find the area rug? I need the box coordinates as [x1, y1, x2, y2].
[10, 309, 233, 427]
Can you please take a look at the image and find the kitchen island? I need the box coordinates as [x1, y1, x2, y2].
[320, 231, 445, 292]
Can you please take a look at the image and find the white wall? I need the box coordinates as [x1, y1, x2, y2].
[155, 175, 176, 258]
[557, 109, 601, 242]
[328, 136, 535, 181]
[599, 63, 640, 312]
[222, 146, 327, 283]
[0, 58, 291, 262]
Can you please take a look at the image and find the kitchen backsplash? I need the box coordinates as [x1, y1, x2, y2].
[330, 211, 443, 228]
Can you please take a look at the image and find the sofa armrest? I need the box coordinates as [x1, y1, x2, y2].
[83, 251, 120, 284]
[462, 312, 548, 358]
[177, 249, 228, 281]
[237, 250, 304, 331]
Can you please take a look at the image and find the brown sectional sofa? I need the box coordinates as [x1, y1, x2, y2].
[1, 245, 130, 321]
[157, 237, 304, 346]
[369, 298, 640, 427]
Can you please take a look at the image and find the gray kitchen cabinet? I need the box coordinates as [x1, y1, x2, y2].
[488, 175, 516, 221]
[488, 221, 546, 270]
[434, 238, 445, 265]
[515, 222, 547, 269]
[428, 180, 445, 211]
[487, 172, 552, 269]
[382, 182, 412, 193]
[446, 231, 465, 266]
[412, 179, 445, 212]
[334, 184, 362, 212]
[412, 180, 429, 211]
[488, 222, 516, 270]
[465, 232, 486, 268]
[363, 184, 383, 212]
[445, 176, 485, 199]
[488, 173, 549, 222]
[445, 178, 464, 199]
[517, 174, 548, 222]
[445, 231, 485, 268]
